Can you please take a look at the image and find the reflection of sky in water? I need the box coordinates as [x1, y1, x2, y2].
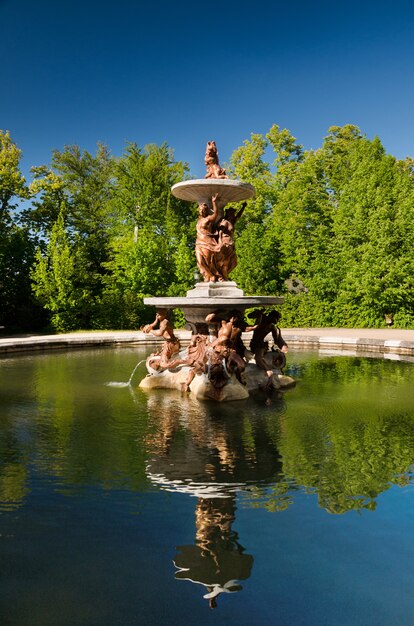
[1, 348, 414, 623]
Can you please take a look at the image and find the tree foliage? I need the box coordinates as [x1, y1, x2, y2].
[1, 124, 414, 331]
[31, 212, 80, 331]
[229, 124, 414, 328]
[0, 131, 46, 330]
[94, 143, 194, 329]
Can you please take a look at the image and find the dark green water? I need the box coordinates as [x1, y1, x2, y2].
[1, 347, 414, 625]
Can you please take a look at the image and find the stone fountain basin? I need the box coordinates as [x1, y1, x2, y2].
[144, 295, 283, 318]
[171, 179, 255, 206]
[144, 282, 284, 330]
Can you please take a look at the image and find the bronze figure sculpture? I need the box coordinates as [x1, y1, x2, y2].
[195, 194, 221, 282]
[179, 334, 209, 392]
[205, 312, 247, 386]
[195, 193, 246, 283]
[143, 310, 181, 370]
[140, 306, 293, 399]
[204, 141, 228, 179]
[249, 310, 288, 386]
[216, 203, 246, 281]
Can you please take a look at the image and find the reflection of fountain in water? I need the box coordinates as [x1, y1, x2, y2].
[143, 392, 286, 606]
[174, 496, 253, 608]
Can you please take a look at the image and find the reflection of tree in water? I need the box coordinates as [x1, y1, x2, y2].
[287, 353, 414, 387]
[275, 356, 414, 514]
[174, 496, 253, 608]
[0, 417, 30, 511]
[0, 461, 28, 511]
[2, 351, 414, 522]
[278, 412, 414, 514]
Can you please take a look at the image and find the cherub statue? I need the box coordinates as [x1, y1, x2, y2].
[249, 310, 288, 385]
[205, 312, 246, 385]
[143, 309, 181, 369]
[204, 141, 228, 179]
[216, 203, 246, 280]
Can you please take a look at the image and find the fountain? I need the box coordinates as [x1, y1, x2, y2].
[139, 142, 295, 401]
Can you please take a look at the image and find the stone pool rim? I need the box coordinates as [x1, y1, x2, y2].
[1, 328, 414, 357]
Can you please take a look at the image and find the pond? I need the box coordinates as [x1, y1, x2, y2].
[1, 347, 414, 625]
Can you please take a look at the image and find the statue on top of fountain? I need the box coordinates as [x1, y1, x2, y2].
[196, 192, 246, 283]
[204, 141, 228, 179]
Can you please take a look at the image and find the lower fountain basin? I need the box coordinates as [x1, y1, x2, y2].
[144, 282, 284, 334]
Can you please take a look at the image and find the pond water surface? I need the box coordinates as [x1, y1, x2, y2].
[1, 347, 414, 625]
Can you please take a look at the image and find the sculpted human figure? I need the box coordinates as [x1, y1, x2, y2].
[206, 312, 246, 385]
[180, 335, 209, 392]
[195, 192, 247, 283]
[249, 310, 288, 384]
[207, 314, 234, 350]
[143, 309, 181, 369]
[195, 193, 221, 282]
[216, 203, 246, 280]
[227, 310, 251, 359]
[204, 141, 228, 179]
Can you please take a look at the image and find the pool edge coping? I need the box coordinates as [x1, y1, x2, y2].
[2, 329, 414, 357]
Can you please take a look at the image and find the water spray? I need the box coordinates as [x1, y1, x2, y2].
[106, 359, 146, 387]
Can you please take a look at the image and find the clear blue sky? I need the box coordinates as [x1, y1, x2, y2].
[2, 0, 414, 179]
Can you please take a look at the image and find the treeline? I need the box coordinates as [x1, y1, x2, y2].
[1, 124, 414, 332]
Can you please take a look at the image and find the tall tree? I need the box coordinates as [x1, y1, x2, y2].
[0, 131, 28, 222]
[96, 143, 194, 328]
[230, 123, 414, 328]
[329, 134, 414, 326]
[271, 149, 335, 325]
[0, 130, 44, 330]
[26, 144, 116, 328]
[228, 125, 303, 294]
[31, 212, 79, 331]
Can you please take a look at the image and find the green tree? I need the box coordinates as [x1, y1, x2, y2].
[0, 130, 45, 330]
[26, 144, 116, 328]
[0, 130, 28, 221]
[233, 123, 414, 328]
[31, 212, 80, 331]
[229, 125, 303, 226]
[231, 223, 282, 295]
[271, 149, 336, 325]
[112, 142, 192, 236]
[96, 143, 193, 329]
[327, 133, 414, 327]
[227, 125, 303, 293]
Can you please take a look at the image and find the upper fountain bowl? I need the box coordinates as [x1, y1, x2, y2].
[171, 179, 255, 206]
